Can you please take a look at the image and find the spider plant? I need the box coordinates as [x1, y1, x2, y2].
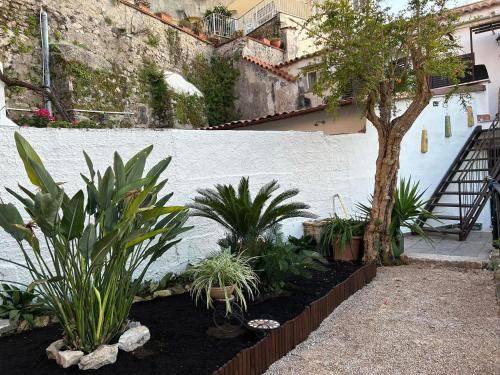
[0, 133, 191, 353]
[188, 249, 259, 314]
[357, 177, 436, 258]
[189, 177, 316, 256]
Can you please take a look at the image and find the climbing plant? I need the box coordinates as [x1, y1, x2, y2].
[139, 60, 174, 127]
[185, 54, 239, 126]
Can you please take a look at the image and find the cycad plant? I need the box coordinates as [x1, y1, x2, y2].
[189, 177, 315, 255]
[357, 177, 436, 258]
[0, 133, 191, 353]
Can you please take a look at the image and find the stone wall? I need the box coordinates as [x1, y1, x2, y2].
[150, 0, 231, 19]
[234, 60, 299, 119]
[0, 0, 214, 127]
[216, 37, 284, 65]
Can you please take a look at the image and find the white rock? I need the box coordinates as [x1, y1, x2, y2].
[127, 320, 141, 329]
[0, 319, 16, 335]
[78, 344, 118, 370]
[46, 339, 65, 360]
[118, 325, 150, 352]
[56, 350, 84, 368]
[153, 289, 172, 298]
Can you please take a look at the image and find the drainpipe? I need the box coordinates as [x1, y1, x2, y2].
[40, 9, 52, 114]
[0, 62, 18, 128]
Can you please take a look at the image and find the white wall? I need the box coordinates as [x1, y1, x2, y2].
[0, 90, 490, 284]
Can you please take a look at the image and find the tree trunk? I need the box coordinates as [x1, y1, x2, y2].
[363, 127, 402, 264]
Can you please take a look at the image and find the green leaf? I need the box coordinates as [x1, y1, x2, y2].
[97, 167, 115, 211]
[138, 206, 185, 222]
[0, 203, 25, 241]
[78, 224, 96, 261]
[27, 157, 58, 196]
[83, 151, 95, 181]
[33, 190, 64, 231]
[14, 132, 45, 187]
[125, 227, 171, 249]
[61, 190, 85, 240]
[113, 152, 125, 191]
[125, 145, 153, 183]
[91, 230, 118, 263]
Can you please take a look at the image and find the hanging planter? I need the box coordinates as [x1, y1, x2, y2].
[467, 106, 474, 127]
[421, 128, 428, 153]
[445, 114, 452, 137]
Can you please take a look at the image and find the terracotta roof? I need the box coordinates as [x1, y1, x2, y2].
[203, 100, 353, 130]
[277, 51, 323, 67]
[242, 55, 296, 82]
[451, 0, 500, 15]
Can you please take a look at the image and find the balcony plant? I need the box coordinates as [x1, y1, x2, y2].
[0, 133, 191, 353]
[188, 249, 259, 314]
[320, 217, 366, 261]
[269, 34, 282, 48]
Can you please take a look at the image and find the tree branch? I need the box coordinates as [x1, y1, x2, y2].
[0, 71, 71, 122]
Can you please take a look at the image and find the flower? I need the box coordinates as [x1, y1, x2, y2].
[33, 108, 55, 122]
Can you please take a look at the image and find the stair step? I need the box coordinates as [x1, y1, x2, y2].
[422, 227, 461, 234]
[432, 203, 474, 208]
[436, 191, 482, 195]
[462, 158, 490, 161]
[453, 168, 489, 172]
[448, 179, 484, 183]
[433, 215, 461, 220]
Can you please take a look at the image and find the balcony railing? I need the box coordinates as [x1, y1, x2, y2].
[238, 0, 314, 35]
[203, 13, 236, 39]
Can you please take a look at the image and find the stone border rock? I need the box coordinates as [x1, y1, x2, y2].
[46, 323, 150, 370]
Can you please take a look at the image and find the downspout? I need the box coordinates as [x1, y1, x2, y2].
[40, 9, 52, 114]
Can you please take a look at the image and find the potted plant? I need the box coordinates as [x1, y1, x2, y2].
[261, 37, 271, 46]
[269, 35, 282, 48]
[156, 12, 173, 23]
[178, 19, 193, 33]
[320, 217, 366, 261]
[188, 250, 259, 314]
[134, 0, 151, 13]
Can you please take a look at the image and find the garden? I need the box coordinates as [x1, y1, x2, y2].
[0, 131, 431, 374]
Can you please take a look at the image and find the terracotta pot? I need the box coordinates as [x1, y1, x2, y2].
[333, 236, 363, 261]
[261, 38, 271, 45]
[138, 4, 151, 13]
[270, 39, 281, 48]
[156, 12, 172, 22]
[209, 285, 236, 300]
[197, 32, 208, 41]
[182, 26, 193, 33]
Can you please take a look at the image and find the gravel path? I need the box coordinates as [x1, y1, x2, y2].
[265, 265, 499, 375]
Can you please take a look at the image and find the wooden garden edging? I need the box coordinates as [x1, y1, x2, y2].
[212, 262, 377, 375]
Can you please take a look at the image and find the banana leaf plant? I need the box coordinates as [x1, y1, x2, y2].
[356, 177, 437, 259]
[0, 132, 191, 353]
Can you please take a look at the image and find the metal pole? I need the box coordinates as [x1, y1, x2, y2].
[40, 10, 52, 114]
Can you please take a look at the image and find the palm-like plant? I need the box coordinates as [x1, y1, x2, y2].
[0, 133, 191, 352]
[189, 177, 315, 255]
[357, 177, 436, 258]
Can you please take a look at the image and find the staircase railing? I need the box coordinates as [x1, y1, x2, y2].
[457, 114, 500, 238]
[488, 177, 500, 242]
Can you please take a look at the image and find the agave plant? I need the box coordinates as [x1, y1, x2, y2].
[0, 133, 191, 353]
[189, 177, 315, 256]
[357, 177, 436, 258]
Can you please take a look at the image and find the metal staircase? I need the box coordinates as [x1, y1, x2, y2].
[419, 114, 500, 240]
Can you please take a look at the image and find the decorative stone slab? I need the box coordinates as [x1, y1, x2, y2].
[57, 350, 84, 368]
[118, 325, 150, 352]
[78, 344, 118, 370]
[46, 339, 65, 360]
[0, 319, 16, 335]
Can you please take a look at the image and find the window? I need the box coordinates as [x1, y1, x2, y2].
[301, 71, 318, 92]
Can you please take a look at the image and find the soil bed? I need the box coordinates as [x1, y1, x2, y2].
[0, 262, 360, 375]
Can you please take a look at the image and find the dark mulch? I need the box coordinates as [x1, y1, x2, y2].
[0, 262, 360, 375]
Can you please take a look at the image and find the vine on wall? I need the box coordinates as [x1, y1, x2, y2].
[185, 54, 240, 126]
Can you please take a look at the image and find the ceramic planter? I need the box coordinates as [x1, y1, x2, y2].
[156, 12, 172, 22]
[209, 284, 236, 300]
[137, 4, 151, 13]
[197, 32, 208, 41]
[261, 38, 271, 46]
[333, 236, 363, 261]
[270, 39, 281, 48]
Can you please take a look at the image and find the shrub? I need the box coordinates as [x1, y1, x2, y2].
[146, 33, 160, 47]
[189, 177, 315, 256]
[255, 229, 328, 293]
[0, 133, 191, 352]
[18, 108, 55, 128]
[188, 249, 258, 314]
[0, 283, 51, 327]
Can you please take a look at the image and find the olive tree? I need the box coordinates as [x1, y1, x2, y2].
[307, 0, 465, 263]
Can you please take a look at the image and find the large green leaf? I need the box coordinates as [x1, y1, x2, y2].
[78, 223, 96, 261]
[14, 132, 44, 187]
[28, 158, 58, 196]
[0, 203, 25, 241]
[113, 152, 125, 191]
[61, 190, 85, 240]
[125, 145, 153, 183]
[97, 167, 115, 211]
[33, 190, 64, 232]
[138, 206, 185, 222]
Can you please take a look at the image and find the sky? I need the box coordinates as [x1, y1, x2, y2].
[383, 0, 473, 13]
